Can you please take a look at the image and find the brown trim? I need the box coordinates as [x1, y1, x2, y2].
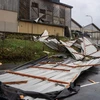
[48, 79, 69, 84]
[71, 74, 78, 83]
[6, 70, 46, 80]
[89, 50, 100, 56]
[64, 63, 100, 68]
[71, 52, 84, 56]
[6, 70, 70, 85]
[39, 62, 57, 64]
[30, 66, 70, 72]
[39, 62, 76, 68]
[3, 81, 28, 85]
[88, 79, 96, 83]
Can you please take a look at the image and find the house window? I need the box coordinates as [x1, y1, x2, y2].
[31, 2, 38, 8]
[39, 9, 46, 18]
[40, 9, 45, 14]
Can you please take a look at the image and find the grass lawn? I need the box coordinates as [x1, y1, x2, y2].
[0, 39, 59, 63]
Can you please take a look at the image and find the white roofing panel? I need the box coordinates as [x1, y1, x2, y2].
[39, 64, 57, 68]
[81, 37, 97, 55]
[65, 40, 76, 47]
[90, 50, 100, 58]
[0, 58, 100, 100]
[39, 30, 49, 42]
[60, 40, 84, 60]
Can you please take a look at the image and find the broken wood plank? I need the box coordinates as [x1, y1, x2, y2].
[71, 74, 78, 83]
[88, 79, 96, 83]
[63, 63, 100, 68]
[6, 70, 70, 85]
[40, 62, 57, 64]
[30, 66, 70, 72]
[0, 63, 2, 65]
[48, 79, 69, 85]
[3, 81, 28, 85]
[6, 70, 47, 80]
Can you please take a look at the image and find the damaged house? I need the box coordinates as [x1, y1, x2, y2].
[0, 0, 73, 37]
[1, 31, 100, 99]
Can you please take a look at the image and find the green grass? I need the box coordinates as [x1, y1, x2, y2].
[0, 39, 59, 63]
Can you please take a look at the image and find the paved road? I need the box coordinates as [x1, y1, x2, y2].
[65, 66, 100, 100]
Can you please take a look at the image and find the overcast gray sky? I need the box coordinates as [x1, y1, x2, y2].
[61, 0, 100, 28]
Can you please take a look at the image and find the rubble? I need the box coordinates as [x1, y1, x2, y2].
[0, 30, 100, 100]
[0, 63, 2, 66]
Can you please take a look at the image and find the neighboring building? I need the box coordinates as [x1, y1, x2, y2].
[71, 18, 82, 32]
[84, 23, 100, 39]
[0, 0, 18, 32]
[0, 0, 73, 37]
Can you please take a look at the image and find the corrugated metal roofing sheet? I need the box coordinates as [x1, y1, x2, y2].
[0, 58, 100, 99]
[1, 37, 100, 100]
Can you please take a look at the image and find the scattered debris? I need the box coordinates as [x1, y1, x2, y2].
[1, 30, 100, 100]
[43, 51, 50, 54]
[81, 82, 100, 88]
[0, 63, 2, 66]
[88, 79, 96, 83]
[38, 30, 49, 42]
[34, 14, 45, 23]
[3, 80, 28, 85]
[60, 40, 84, 60]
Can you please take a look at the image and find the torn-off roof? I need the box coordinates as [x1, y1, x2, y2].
[0, 57, 100, 99]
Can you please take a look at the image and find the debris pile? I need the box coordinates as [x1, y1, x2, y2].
[0, 30, 100, 100]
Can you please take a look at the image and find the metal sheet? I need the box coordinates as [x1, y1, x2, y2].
[81, 37, 97, 55]
[60, 40, 84, 60]
[38, 30, 49, 42]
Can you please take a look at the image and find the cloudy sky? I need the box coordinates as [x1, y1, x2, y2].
[60, 0, 100, 28]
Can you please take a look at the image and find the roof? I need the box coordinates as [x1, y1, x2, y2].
[46, 0, 73, 8]
[1, 37, 100, 99]
[58, 2, 73, 8]
[1, 56, 100, 99]
[84, 23, 100, 31]
[71, 18, 82, 28]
